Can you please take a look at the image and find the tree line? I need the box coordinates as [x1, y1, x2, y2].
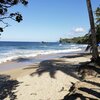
[0, 0, 100, 62]
[60, 5, 100, 46]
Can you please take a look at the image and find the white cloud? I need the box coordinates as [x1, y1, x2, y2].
[65, 27, 87, 38]
[73, 27, 85, 33]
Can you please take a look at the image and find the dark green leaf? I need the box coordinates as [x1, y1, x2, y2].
[0, 27, 3, 32]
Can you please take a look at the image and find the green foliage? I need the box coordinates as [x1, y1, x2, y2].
[96, 24, 100, 43]
[95, 7, 100, 24]
[0, 0, 28, 32]
[59, 35, 89, 44]
[95, 6, 100, 44]
[10, 12, 23, 23]
[59, 25, 100, 45]
[0, 27, 3, 32]
[86, 6, 100, 50]
[60, 6, 100, 46]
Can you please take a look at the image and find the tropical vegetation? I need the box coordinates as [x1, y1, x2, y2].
[60, 4, 100, 55]
[0, 0, 28, 34]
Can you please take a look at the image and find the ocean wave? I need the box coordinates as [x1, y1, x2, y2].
[0, 48, 82, 64]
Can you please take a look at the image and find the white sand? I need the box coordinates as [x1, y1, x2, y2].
[2, 54, 92, 100]
[11, 71, 77, 100]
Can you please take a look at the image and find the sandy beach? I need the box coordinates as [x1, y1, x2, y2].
[0, 53, 100, 100]
[0, 0, 100, 99]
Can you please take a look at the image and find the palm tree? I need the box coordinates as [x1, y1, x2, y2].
[95, 7, 100, 24]
[86, 0, 99, 61]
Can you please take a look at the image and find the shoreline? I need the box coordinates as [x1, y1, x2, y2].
[0, 51, 91, 78]
[0, 49, 90, 72]
[1, 51, 99, 100]
[0, 46, 83, 64]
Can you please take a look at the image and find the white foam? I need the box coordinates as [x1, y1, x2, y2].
[0, 48, 82, 64]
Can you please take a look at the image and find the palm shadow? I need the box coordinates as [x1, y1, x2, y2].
[63, 92, 98, 100]
[84, 80, 100, 87]
[78, 61, 100, 77]
[13, 57, 33, 62]
[30, 59, 80, 79]
[63, 79, 100, 100]
[61, 53, 91, 59]
[0, 74, 19, 100]
[79, 87, 100, 98]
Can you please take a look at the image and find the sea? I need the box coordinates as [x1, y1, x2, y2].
[0, 41, 87, 64]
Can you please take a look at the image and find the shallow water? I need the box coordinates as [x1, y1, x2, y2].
[0, 41, 87, 64]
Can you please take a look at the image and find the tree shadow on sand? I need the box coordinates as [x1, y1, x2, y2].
[30, 59, 80, 79]
[29, 56, 100, 100]
[63, 79, 100, 100]
[0, 74, 19, 100]
[13, 57, 33, 63]
[78, 61, 100, 79]
[79, 87, 100, 98]
[63, 86, 100, 100]
[83, 80, 100, 87]
[61, 53, 91, 59]
[63, 92, 99, 100]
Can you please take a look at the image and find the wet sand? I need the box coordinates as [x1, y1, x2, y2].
[0, 50, 90, 71]
[0, 52, 94, 100]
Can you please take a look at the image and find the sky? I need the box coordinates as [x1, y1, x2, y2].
[0, 0, 100, 42]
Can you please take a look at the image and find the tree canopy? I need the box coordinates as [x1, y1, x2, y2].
[95, 6, 100, 24]
[0, 0, 28, 33]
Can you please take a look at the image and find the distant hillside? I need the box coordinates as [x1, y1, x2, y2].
[59, 24, 100, 44]
[59, 35, 89, 44]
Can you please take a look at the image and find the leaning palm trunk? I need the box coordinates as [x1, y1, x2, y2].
[86, 0, 99, 61]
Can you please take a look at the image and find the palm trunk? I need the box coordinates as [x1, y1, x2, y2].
[86, 0, 99, 61]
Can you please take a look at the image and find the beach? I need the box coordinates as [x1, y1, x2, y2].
[1, 52, 100, 100]
[0, 42, 100, 100]
[0, 0, 100, 99]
